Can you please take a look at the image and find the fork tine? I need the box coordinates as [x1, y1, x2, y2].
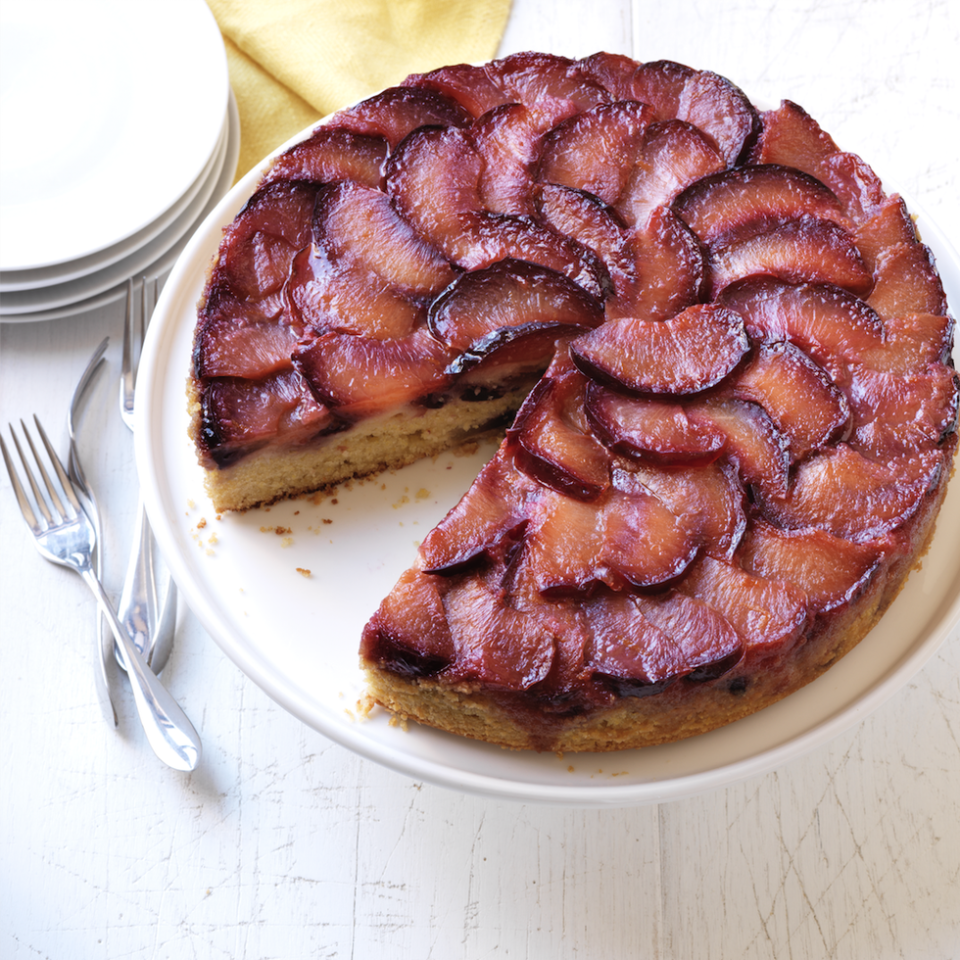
[120, 279, 136, 424]
[19, 417, 71, 521]
[9, 423, 54, 525]
[34, 415, 82, 515]
[0, 431, 41, 531]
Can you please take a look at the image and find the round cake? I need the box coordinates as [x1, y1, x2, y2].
[189, 52, 958, 752]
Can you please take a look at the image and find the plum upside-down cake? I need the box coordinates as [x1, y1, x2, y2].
[189, 52, 957, 752]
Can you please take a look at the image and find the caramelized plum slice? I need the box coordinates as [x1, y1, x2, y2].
[193, 293, 300, 379]
[673, 164, 851, 246]
[428, 258, 603, 356]
[537, 184, 633, 284]
[313, 180, 456, 294]
[262, 128, 388, 188]
[485, 51, 610, 109]
[614, 120, 726, 228]
[330, 85, 471, 147]
[757, 444, 944, 540]
[360, 569, 454, 677]
[510, 369, 612, 501]
[518, 477, 698, 595]
[729, 341, 850, 460]
[574, 52, 645, 100]
[474, 100, 581, 216]
[385, 126, 484, 262]
[855, 195, 920, 273]
[293, 327, 455, 419]
[456, 212, 610, 299]
[707, 216, 873, 298]
[847, 364, 959, 458]
[571, 303, 748, 397]
[633, 591, 743, 681]
[285, 244, 425, 340]
[866, 241, 947, 319]
[584, 593, 683, 695]
[629, 461, 747, 560]
[419, 453, 534, 575]
[864, 313, 956, 375]
[585, 382, 725, 464]
[538, 100, 654, 204]
[402, 63, 513, 118]
[212, 180, 319, 300]
[738, 520, 883, 615]
[607, 207, 704, 322]
[751, 100, 884, 221]
[687, 397, 790, 496]
[197, 370, 333, 467]
[718, 278, 886, 384]
[443, 573, 557, 691]
[678, 555, 808, 663]
[675, 70, 760, 166]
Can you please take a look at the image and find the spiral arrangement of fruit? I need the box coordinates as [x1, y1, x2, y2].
[190, 53, 958, 752]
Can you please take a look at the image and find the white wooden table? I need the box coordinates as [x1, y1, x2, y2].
[2, 2, 958, 957]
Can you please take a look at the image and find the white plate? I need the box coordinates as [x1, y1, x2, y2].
[136, 124, 960, 807]
[0, 91, 240, 325]
[0, 110, 228, 313]
[0, 98, 227, 295]
[0, 0, 228, 272]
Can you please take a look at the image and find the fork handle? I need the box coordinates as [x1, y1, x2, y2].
[80, 568, 202, 772]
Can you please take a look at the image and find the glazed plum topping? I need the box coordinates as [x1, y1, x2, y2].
[538, 100, 655, 204]
[866, 241, 948, 319]
[484, 51, 611, 110]
[419, 456, 534, 576]
[509, 367, 612, 501]
[728, 341, 850, 460]
[198, 370, 333, 466]
[718, 278, 886, 385]
[738, 520, 883, 615]
[360, 569, 454, 677]
[628, 461, 747, 560]
[614, 120, 727, 228]
[607, 208, 704, 321]
[402, 63, 513, 118]
[293, 327, 455, 419]
[585, 383, 725, 464]
[756, 444, 944, 541]
[536, 184, 633, 284]
[210, 179, 319, 301]
[329, 85, 472, 147]
[193, 294, 301, 380]
[513, 473, 698, 596]
[706, 215, 873, 299]
[385, 125, 484, 262]
[427, 258, 603, 362]
[286, 244, 427, 340]
[570, 302, 749, 396]
[312, 180, 457, 295]
[751, 100, 885, 222]
[584, 592, 683, 696]
[632, 591, 743, 681]
[678, 555, 808, 664]
[685, 397, 791, 496]
[846, 365, 960, 458]
[474, 100, 581, 216]
[673, 164, 852, 246]
[262, 128, 388, 188]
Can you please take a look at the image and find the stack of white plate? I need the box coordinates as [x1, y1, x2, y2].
[0, 0, 239, 322]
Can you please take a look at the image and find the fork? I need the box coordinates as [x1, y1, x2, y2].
[1, 417, 201, 772]
[66, 336, 120, 727]
[118, 277, 176, 671]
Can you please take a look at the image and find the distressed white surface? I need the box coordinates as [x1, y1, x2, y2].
[1, 1, 959, 957]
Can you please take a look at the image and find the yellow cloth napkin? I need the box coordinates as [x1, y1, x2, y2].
[206, 0, 513, 181]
